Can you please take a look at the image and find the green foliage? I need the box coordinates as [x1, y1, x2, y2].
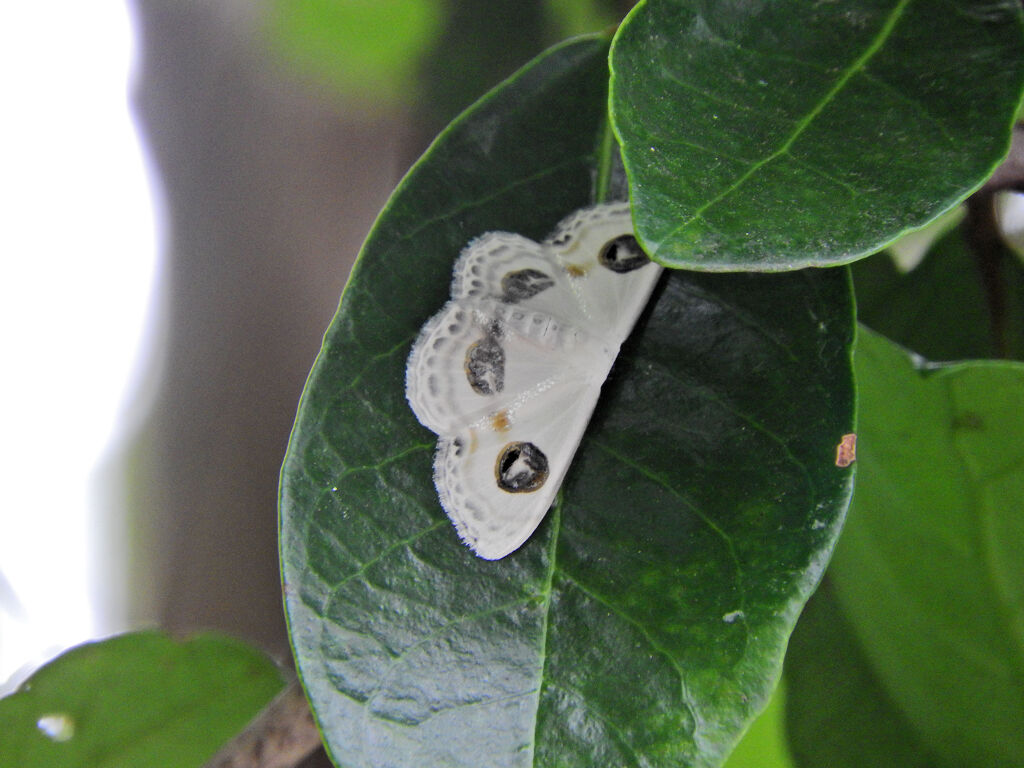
[272, 0, 1024, 765]
[0, 632, 285, 768]
[720, 681, 793, 768]
[828, 329, 1024, 768]
[609, 0, 1024, 270]
[263, 0, 621, 117]
[784, 579, 937, 768]
[8, 2, 1019, 768]
[546, 0, 620, 37]
[264, 0, 445, 107]
[279, 36, 857, 767]
[855, 222, 1024, 361]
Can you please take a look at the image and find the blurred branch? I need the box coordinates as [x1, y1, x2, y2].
[965, 191, 1009, 357]
[203, 679, 322, 768]
[964, 124, 1024, 358]
[981, 124, 1024, 194]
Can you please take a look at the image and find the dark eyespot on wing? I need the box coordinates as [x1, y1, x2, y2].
[465, 335, 505, 395]
[495, 441, 549, 493]
[500, 268, 555, 303]
[599, 234, 649, 273]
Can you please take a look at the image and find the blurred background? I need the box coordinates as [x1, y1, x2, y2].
[0, 0, 628, 697]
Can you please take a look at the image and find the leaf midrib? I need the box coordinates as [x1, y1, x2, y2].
[525, 105, 628, 764]
[527, 496, 562, 765]
[660, 0, 915, 246]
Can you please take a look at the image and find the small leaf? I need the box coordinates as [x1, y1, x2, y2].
[609, 0, 1024, 270]
[828, 328, 1024, 766]
[280, 37, 856, 767]
[0, 632, 285, 768]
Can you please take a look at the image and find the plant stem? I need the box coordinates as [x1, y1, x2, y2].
[202, 679, 323, 768]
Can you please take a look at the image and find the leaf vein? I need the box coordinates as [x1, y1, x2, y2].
[557, 570, 699, 722]
[782, 150, 862, 198]
[592, 440, 750, 622]
[624, 115, 756, 167]
[859, 69, 957, 145]
[527, 494, 563, 765]
[660, 0, 915, 245]
[336, 331, 417, 397]
[331, 442, 433, 483]
[543, 680, 648, 768]
[326, 519, 449, 592]
[362, 596, 535, 721]
[393, 157, 592, 247]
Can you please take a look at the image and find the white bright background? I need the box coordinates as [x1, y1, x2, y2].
[0, 4, 159, 691]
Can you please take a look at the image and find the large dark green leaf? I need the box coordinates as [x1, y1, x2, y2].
[609, 0, 1024, 270]
[827, 328, 1024, 767]
[0, 632, 285, 768]
[280, 37, 856, 767]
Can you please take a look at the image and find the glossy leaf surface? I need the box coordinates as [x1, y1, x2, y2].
[609, 0, 1024, 270]
[280, 38, 856, 768]
[0, 632, 285, 768]
[828, 328, 1024, 767]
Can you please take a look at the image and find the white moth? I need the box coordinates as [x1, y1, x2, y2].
[405, 202, 663, 559]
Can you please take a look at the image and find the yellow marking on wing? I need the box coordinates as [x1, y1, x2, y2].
[491, 410, 512, 433]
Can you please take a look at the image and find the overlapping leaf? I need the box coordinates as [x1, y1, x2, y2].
[279, 37, 856, 767]
[609, 0, 1024, 270]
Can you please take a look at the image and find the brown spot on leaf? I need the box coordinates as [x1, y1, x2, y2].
[835, 433, 857, 467]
